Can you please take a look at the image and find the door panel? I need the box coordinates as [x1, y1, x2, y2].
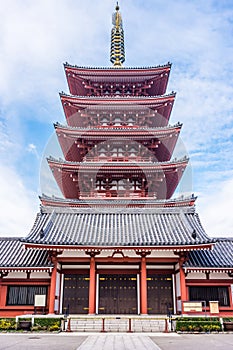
[98, 274, 137, 314]
[147, 274, 173, 314]
[63, 274, 89, 314]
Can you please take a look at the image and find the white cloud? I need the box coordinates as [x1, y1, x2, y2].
[0, 164, 38, 237]
[197, 177, 233, 237]
[27, 143, 39, 159]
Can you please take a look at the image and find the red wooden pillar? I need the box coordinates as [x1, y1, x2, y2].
[49, 256, 57, 314]
[140, 256, 148, 314]
[0, 284, 8, 309]
[179, 257, 187, 313]
[89, 256, 96, 314]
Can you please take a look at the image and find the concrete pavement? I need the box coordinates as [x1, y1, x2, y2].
[151, 333, 233, 350]
[0, 333, 233, 350]
[76, 334, 161, 349]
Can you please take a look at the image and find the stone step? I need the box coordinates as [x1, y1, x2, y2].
[69, 317, 170, 333]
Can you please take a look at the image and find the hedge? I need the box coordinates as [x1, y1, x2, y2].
[32, 318, 61, 331]
[175, 317, 221, 332]
[0, 317, 61, 332]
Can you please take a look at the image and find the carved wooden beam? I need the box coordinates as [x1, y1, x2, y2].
[135, 250, 151, 258]
[85, 249, 101, 258]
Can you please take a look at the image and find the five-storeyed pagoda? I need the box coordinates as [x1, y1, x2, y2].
[0, 4, 233, 317]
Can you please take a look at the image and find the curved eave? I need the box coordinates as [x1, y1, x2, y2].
[47, 157, 188, 170]
[64, 62, 172, 73]
[40, 195, 197, 208]
[23, 242, 213, 252]
[54, 122, 182, 137]
[60, 91, 176, 103]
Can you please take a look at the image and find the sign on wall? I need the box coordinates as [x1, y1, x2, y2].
[209, 301, 219, 314]
[34, 294, 46, 307]
[183, 301, 202, 312]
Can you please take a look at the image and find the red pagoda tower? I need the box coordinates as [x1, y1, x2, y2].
[0, 4, 232, 320]
[45, 21, 188, 205]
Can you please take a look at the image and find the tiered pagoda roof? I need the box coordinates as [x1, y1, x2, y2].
[34, 3, 189, 210]
[54, 122, 181, 162]
[64, 62, 171, 97]
[60, 92, 175, 128]
[48, 156, 188, 200]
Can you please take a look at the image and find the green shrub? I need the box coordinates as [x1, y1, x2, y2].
[34, 318, 61, 331]
[0, 317, 61, 332]
[0, 318, 16, 330]
[175, 317, 221, 332]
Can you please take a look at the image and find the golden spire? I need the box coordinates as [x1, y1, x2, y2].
[110, 2, 125, 67]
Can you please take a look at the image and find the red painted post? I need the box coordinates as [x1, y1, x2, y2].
[48, 258, 57, 314]
[140, 256, 148, 314]
[89, 256, 96, 314]
[66, 317, 72, 332]
[101, 318, 106, 332]
[163, 318, 169, 333]
[179, 259, 187, 314]
[127, 318, 133, 333]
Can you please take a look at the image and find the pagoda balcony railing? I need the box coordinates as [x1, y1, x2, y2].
[94, 124, 141, 128]
[84, 156, 155, 162]
[79, 191, 152, 199]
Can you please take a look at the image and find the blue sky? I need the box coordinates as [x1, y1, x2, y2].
[0, 0, 233, 237]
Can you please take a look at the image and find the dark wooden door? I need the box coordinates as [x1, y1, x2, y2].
[98, 274, 137, 314]
[147, 274, 173, 314]
[63, 274, 89, 314]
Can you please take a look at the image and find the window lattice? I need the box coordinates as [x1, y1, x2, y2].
[7, 286, 47, 305]
[189, 286, 229, 306]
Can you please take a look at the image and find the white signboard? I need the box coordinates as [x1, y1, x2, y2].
[34, 294, 46, 307]
[183, 301, 202, 312]
[209, 301, 219, 314]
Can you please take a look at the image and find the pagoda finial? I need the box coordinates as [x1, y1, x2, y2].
[110, 2, 125, 67]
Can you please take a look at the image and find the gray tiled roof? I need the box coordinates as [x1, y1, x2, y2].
[184, 238, 233, 269]
[22, 206, 214, 248]
[0, 237, 52, 270]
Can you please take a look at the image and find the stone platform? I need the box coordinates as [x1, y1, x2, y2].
[66, 315, 171, 333]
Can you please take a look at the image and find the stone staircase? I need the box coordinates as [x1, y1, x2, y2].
[67, 316, 170, 333]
